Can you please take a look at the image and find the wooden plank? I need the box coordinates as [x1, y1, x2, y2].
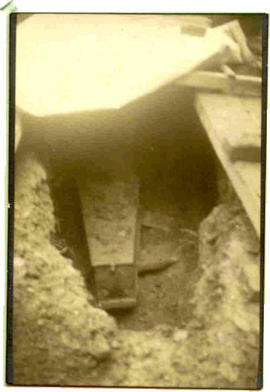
[194, 94, 261, 155]
[77, 178, 139, 309]
[222, 96, 261, 162]
[234, 162, 261, 199]
[176, 71, 262, 97]
[195, 93, 261, 236]
[79, 180, 139, 266]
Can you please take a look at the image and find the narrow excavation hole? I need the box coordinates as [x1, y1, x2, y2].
[45, 87, 219, 331]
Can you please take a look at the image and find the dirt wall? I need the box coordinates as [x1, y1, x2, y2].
[12, 151, 116, 385]
[191, 201, 261, 388]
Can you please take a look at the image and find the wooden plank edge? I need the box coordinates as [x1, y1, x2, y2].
[176, 71, 261, 96]
[194, 94, 260, 237]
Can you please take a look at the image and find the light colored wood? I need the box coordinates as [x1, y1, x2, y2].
[234, 162, 261, 199]
[78, 179, 139, 267]
[77, 178, 139, 309]
[221, 95, 261, 160]
[176, 71, 261, 96]
[195, 93, 261, 236]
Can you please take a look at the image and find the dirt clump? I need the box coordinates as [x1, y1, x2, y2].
[190, 201, 260, 388]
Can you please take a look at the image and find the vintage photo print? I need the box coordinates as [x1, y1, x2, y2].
[7, 12, 267, 388]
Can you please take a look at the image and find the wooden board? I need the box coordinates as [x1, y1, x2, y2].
[221, 96, 261, 162]
[234, 162, 261, 199]
[176, 71, 262, 97]
[78, 180, 139, 266]
[77, 178, 139, 309]
[195, 93, 261, 236]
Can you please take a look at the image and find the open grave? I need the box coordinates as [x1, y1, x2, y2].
[36, 83, 218, 330]
[11, 14, 263, 388]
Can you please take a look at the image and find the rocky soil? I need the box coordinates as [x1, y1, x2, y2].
[11, 150, 261, 388]
[13, 151, 117, 385]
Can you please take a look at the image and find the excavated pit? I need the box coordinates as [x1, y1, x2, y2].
[13, 85, 260, 387]
[40, 86, 219, 330]
[47, 164, 216, 330]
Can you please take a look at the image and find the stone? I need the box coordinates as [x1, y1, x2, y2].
[243, 263, 260, 292]
[90, 334, 111, 361]
[111, 339, 121, 350]
[173, 329, 188, 342]
[219, 361, 238, 383]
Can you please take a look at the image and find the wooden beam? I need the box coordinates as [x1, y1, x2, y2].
[176, 71, 261, 97]
[77, 177, 139, 309]
[195, 93, 261, 236]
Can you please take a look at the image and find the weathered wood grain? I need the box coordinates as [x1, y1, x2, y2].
[77, 178, 139, 308]
[195, 93, 261, 236]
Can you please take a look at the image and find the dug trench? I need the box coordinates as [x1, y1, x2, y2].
[12, 86, 260, 387]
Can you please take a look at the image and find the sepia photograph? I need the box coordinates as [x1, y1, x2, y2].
[7, 11, 266, 388]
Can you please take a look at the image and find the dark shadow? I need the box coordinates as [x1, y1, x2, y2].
[17, 82, 219, 305]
